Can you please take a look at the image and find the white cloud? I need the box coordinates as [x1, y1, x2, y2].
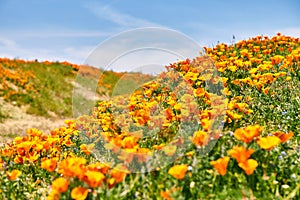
[85, 2, 160, 28]
[0, 28, 111, 64]
[0, 29, 112, 39]
[85, 27, 202, 73]
[0, 36, 17, 48]
[0, 40, 95, 64]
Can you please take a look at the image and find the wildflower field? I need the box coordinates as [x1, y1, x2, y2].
[0, 33, 299, 199]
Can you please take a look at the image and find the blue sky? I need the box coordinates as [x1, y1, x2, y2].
[0, 0, 299, 70]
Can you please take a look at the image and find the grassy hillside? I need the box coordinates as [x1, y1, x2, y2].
[0, 33, 299, 199]
[0, 58, 153, 120]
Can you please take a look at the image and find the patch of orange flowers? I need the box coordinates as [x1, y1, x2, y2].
[47, 157, 130, 199]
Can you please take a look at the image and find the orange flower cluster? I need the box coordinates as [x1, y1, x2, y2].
[257, 131, 293, 150]
[0, 124, 76, 164]
[226, 98, 253, 123]
[0, 57, 81, 71]
[0, 58, 86, 100]
[205, 34, 300, 93]
[0, 33, 298, 198]
[233, 125, 293, 150]
[166, 57, 252, 124]
[48, 157, 130, 199]
[74, 61, 226, 167]
[211, 123, 294, 176]
[0, 61, 36, 99]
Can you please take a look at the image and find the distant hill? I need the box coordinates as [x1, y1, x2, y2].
[0, 58, 154, 120]
[0, 58, 154, 142]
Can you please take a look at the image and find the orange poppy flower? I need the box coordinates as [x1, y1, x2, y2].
[165, 107, 175, 121]
[6, 169, 22, 181]
[168, 164, 188, 180]
[51, 177, 69, 193]
[238, 159, 258, 175]
[13, 136, 26, 144]
[273, 131, 293, 143]
[210, 156, 230, 176]
[234, 125, 262, 143]
[84, 171, 105, 188]
[62, 135, 73, 147]
[257, 136, 281, 150]
[41, 158, 58, 172]
[228, 146, 255, 163]
[1, 147, 14, 157]
[192, 130, 208, 147]
[71, 187, 88, 200]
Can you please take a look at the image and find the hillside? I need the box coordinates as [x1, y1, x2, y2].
[0, 33, 299, 199]
[0, 58, 154, 141]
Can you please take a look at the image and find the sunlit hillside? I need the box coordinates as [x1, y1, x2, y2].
[0, 33, 299, 199]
